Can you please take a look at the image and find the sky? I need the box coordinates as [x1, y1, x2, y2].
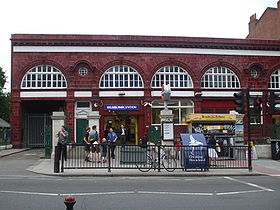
[0, 0, 278, 92]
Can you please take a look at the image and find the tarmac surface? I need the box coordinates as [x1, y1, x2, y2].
[1, 147, 280, 177]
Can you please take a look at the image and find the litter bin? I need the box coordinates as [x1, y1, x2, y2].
[271, 140, 280, 160]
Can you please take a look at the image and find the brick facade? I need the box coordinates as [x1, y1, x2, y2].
[247, 1, 280, 40]
[10, 34, 280, 147]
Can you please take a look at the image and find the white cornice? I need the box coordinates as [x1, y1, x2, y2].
[13, 46, 280, 57]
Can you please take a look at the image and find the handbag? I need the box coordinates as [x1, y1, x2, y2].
[215, 143, 221, 153]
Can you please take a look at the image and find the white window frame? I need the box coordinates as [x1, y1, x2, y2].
[151, 66, 193, 88]
[21, 65, 67, 89]
[201, 66, 240, 89]
[99, 65, 144, 88]
[269, 69, 280, 89]
[151, 100, 194, 125]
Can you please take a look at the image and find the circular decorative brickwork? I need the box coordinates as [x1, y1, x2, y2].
[79, 67, 88, 76]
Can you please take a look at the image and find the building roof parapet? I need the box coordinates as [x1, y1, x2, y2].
[11, 34, 280, 51]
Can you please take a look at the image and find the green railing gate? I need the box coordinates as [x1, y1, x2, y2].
[44, 125, 52, 158]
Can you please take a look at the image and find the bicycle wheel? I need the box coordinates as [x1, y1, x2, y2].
[136, 155, 152, 172]
[162, 155, 177, 172]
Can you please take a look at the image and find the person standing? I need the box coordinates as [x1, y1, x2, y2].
[89, 125, 101, 163]
[207, 133, 218, 166]
[119, 124, 127, 147]
[100, 138, 108, 163]
[107, 128, 118, 159]
[57, 125, 68, 162]
[83, 127, 91, 162]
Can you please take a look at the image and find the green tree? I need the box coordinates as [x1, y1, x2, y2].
[0, 66, 6, 91]
[0, 67, 10, 122]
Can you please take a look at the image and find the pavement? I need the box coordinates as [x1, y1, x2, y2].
[1, 148, 280, 177]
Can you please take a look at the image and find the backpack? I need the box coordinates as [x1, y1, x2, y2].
[90, 131, 98, 143]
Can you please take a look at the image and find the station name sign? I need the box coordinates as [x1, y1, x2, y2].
[104, 104, 140, 111]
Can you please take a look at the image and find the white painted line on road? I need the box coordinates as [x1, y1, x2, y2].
[217, 190, 265, 196]
[0, 190, 59, 196]
[224, 177, 275, 192]
[60, 191, 134, 196]
[269, 174, 280, 177]
[137, 191, 213, 196]
[0, 189, 273, 198]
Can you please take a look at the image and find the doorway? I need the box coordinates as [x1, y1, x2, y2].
[76, 119, 89, 143]
[104, 115, 138, 144]
[22, 100, 65, 148]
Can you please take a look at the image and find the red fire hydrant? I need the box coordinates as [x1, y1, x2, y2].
[64, 195, 76, 210]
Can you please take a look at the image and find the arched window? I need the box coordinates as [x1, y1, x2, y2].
[151, 66, 193, 88]
[269, 69, 280, 89]
[100, 65, 143, 88]
[201, 66, 240, 88]
[21, 65, 67, 89]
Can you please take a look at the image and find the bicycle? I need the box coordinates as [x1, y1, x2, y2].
[136, 145, 177, 172]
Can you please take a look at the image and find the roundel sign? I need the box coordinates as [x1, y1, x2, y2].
[161, 84, 171, 101]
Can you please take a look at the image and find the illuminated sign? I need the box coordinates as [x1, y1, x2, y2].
[104, 104, 139, 111]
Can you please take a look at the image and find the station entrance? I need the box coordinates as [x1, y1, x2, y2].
[21, 100, 65, 147]
[104, 115, 138, 144]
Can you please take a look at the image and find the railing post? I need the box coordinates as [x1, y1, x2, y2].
[157, 144, 161, 172]
[61, 144, 66, 173]
[108, 142, 111, 172]
[248, 143, 252, 172]
[54, 145, 60, 173]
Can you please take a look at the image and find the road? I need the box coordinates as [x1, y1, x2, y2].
[0, 149, 280, 210]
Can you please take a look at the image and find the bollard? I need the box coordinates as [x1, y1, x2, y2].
[64, 195, 76, 210]
[54, 146, 60, 173]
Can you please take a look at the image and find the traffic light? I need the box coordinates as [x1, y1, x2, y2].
[234, 91, 245, 114]
[270, 91, 280, 113]
[253, 98, 262, 113]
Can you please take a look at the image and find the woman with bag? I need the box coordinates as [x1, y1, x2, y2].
[83, 127, 91, 162]
[207, 133, 218, 166]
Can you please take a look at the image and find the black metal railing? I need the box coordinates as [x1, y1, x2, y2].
[0, 128, 11, 149]
[54, 143, 250, 173]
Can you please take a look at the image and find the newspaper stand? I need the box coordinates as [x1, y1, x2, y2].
[185, 114, 237, 158]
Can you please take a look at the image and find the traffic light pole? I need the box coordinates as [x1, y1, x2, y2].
[246, 88, 252, 172]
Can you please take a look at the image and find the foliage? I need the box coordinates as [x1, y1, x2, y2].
[0, 92, 10, 122]
[0, 66, 6, 91]
[0, 67, 10, 122]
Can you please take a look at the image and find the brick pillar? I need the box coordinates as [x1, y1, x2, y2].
[144, 105, 152, 133]
[10, 101, 22, 148]
[65, 100, 75, 143]
[193, 97, 202, 113]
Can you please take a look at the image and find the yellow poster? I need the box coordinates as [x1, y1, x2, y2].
[186, 114, 236, 122]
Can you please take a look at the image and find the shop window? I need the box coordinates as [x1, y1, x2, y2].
[21, 65, 67, 89]
[269, 69, 280, 89]
[151, 66, 193, 88]
[151, 100, 194, 124]
[201, 66, 240, 89]
[99, 65, 143, 88]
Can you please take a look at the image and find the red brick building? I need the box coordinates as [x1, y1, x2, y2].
[247, 1, 280, 40]
[10, 34, 280, 148]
